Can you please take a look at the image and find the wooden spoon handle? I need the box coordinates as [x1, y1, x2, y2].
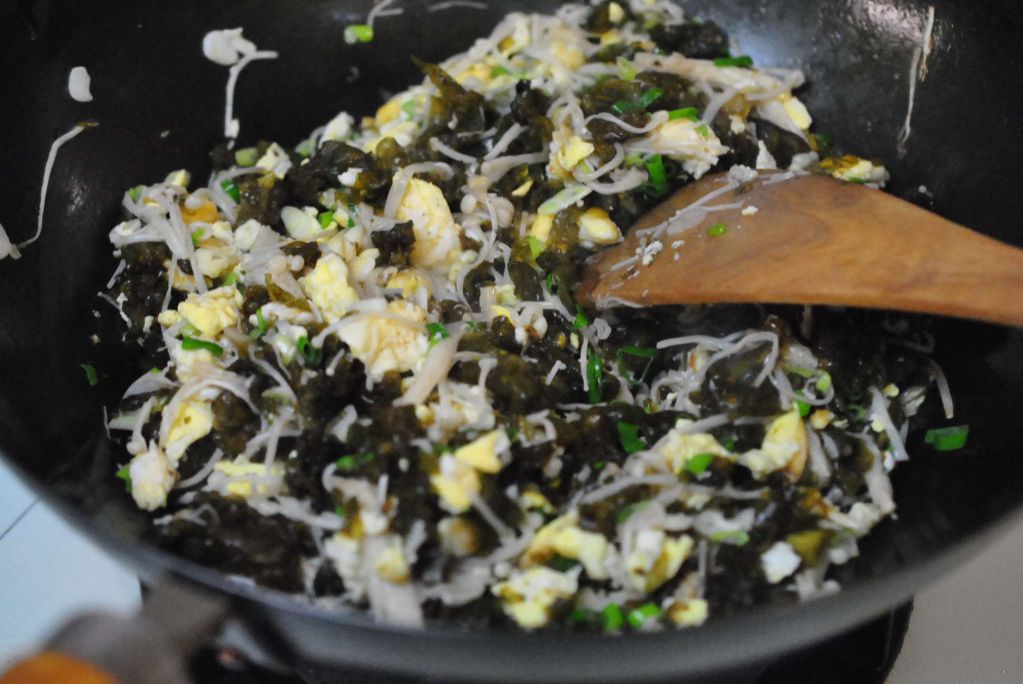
[581, 173, 1023, 327]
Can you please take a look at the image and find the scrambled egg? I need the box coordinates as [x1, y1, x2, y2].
[577, 207, 622, 245]
[658, 426, 732, 474]
[386, 269, 431, 298]
[300, 253, 359, 324]
[164, 398, 214, 462]
[529, 214, 554, 242]
[522, 511, 609, 579]
[129, 442, 175, 511]
[779, 93, 812, 131]
[637, 119, 729, 178]
[176, 286, 243, 339]
[454, 430, 508, 473]
[667, 598, 709, 627]
[626, 530, 694, 592]
[740, 408, 808, 480]
[431, 453, 481, 513]
[169, 344, 218, 382]
[212, 458, 285, 498]
[492, 567, 579, 629]
[557, 135, 595, 172]
[438, 516, 480, 557]
[395, 178, 463, 270]
[820, 155, 889, 185]
[336, 300, 429, 379]
[374, 541, 411, 584]
[322, 112, 354, 143]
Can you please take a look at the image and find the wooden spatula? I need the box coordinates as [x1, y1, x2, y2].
[578, 170, 1023, 327]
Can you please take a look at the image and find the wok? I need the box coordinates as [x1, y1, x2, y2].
[1, 0, 1022, 680]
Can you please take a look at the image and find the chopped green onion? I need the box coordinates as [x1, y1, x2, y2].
[706, 222, 728, 237]
[610, 99, 633, 116]
[127, 185, 144, 202]
[623, 152, 645, 167]
[602, 604, 625, 631]
[813, 131, 833, 150]
[234, 147, 259, 167]
[587, 353, 604, 404]
[538, 185, 592, 216]
[181, 336, 224, 357]
[710, 529, 750, 546]
[115, 465, 132, 492]
[795, 399, 811, 417]
[616, 345, 657, 384]
[815, 371, 833, 393]
[594, 461, 606, 471]
[526, 236, 546, 261]
[427, 322, 450, 347]
[344, 24, 374, 44]
[714, 55, 754, 68]
[221, 271, 240, 287]
[573, 306, 590, 331]
[643, 154, 669, 198]
[617, 421, 646, 454]
[149, 367, 162, 374]
[400, 100, 418, 118]
[318, 210, 335, 228]
[334, 504, 345, 518]
[191, 228, 204, 247]
[786, 365, 816, 378]
[721, 436, 737, 452]
[297, 335, 322, 366]
[336, 452, 375, 471]
[616, 55, 637, 80]
[347, 203, 357, 228]
[221, 180, 240, 203]
[545, 272, 555, 293]
[685, 452, 715, 476]
[81, 363, 98, 386]
[569, 608, 598, 625]
[668, 107, 700, 121]
[615, 500, 649, 525]
[250, 307, 270, 340]
[633, 87, 664, 109]
[490, 65, 511, 78]
[696, 123, 711, 138]
[924, 425, 969, 451]
[295, 138, 315, 158]
[627, 603, 662, 629]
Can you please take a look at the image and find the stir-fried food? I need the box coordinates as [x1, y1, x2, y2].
[99, 1, 954, 631]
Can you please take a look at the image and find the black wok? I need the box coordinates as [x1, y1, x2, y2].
[1, 0, 1022, 680]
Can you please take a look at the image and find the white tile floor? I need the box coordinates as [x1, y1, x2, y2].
[0, 459, 140, 671]
[0, 458, 1020, 682]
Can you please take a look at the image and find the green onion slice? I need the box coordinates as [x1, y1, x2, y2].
[337, 452, 375, 470]
[344, 24, 374, 44]
[81, 363, 98, 386]
[685, 452, 715, 476]
[714, 55, 754, 68]
[297, 335, 323, 366]
[710, 529, 750, 546]
[115, 465, 132, 492]
[668, 107, 700, 121]
[250, 307, 270, 340]
[318, 210, 335, 228]
[526, 236, 546, 260]
[427, 322, 450, 347]
[634, 87, 664, 109]
[573, 306, 590, 331]
[220, 180, 240, 203]
[643, 154, 669, 198]
[924, 425, 969, 451]
[706, 222, 728, 237]
[616, 55, 637, 80]
[602, 604, 625, 631]
[234, 147, 259, 167]
[617, 421, 646, 454]
[181, 336, 224, 357]
[626, 603, 662, 629]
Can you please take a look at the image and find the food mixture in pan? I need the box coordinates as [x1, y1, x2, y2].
[98, 1, 961, 631]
